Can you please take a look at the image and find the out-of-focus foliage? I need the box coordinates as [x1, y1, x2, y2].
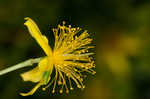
[0, 0, 150, 99]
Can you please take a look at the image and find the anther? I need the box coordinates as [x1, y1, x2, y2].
[42, 88, 46, 91]
[70, 87, 74, 90]
[66, 90, 69, 93]
[77, 85, 81, 88]
[83, 85, 85, 89]
[92, 71, 96, 75]
[60, 89, 63, 93]
[62, 21, 66, 25]
[52, 90, 55, 93]
[58, 81, 62, 85]
[58, 24, 60, 28]
[69, 25, 71, 28]
[85, 67, 89, 69]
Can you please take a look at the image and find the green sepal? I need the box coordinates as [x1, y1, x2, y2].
[43, 71, 51, 85]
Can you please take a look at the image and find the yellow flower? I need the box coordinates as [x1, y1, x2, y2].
[20, 17, 95, 96]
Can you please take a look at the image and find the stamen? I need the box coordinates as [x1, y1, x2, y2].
[52, 69, 58, 93]
[63, 75, 69, 94]
[68, 76, 73, 90]
[70, 75, 81, 89]
[42, 77, 55, 91]
[58, 70, 69, 93]
[52, 23, 95, 94]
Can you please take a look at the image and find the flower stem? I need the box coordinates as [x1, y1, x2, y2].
[0, 57, 42, 76]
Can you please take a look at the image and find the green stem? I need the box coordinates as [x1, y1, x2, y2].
[0, 57, 42, 76]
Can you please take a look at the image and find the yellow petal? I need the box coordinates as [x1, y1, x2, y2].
[20, 82, 42, 96]
[38, 57, 53, 73]
[24, 17, 52, 56]
[20, 66, 42, 83]
[38, 57, 49, 72]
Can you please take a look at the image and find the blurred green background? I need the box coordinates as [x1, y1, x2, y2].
[0, 0, 150, 99]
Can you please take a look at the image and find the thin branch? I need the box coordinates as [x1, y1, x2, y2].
[0, 57, 42, 76]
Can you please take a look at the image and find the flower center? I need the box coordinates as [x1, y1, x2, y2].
[52, 51, 64, 65]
